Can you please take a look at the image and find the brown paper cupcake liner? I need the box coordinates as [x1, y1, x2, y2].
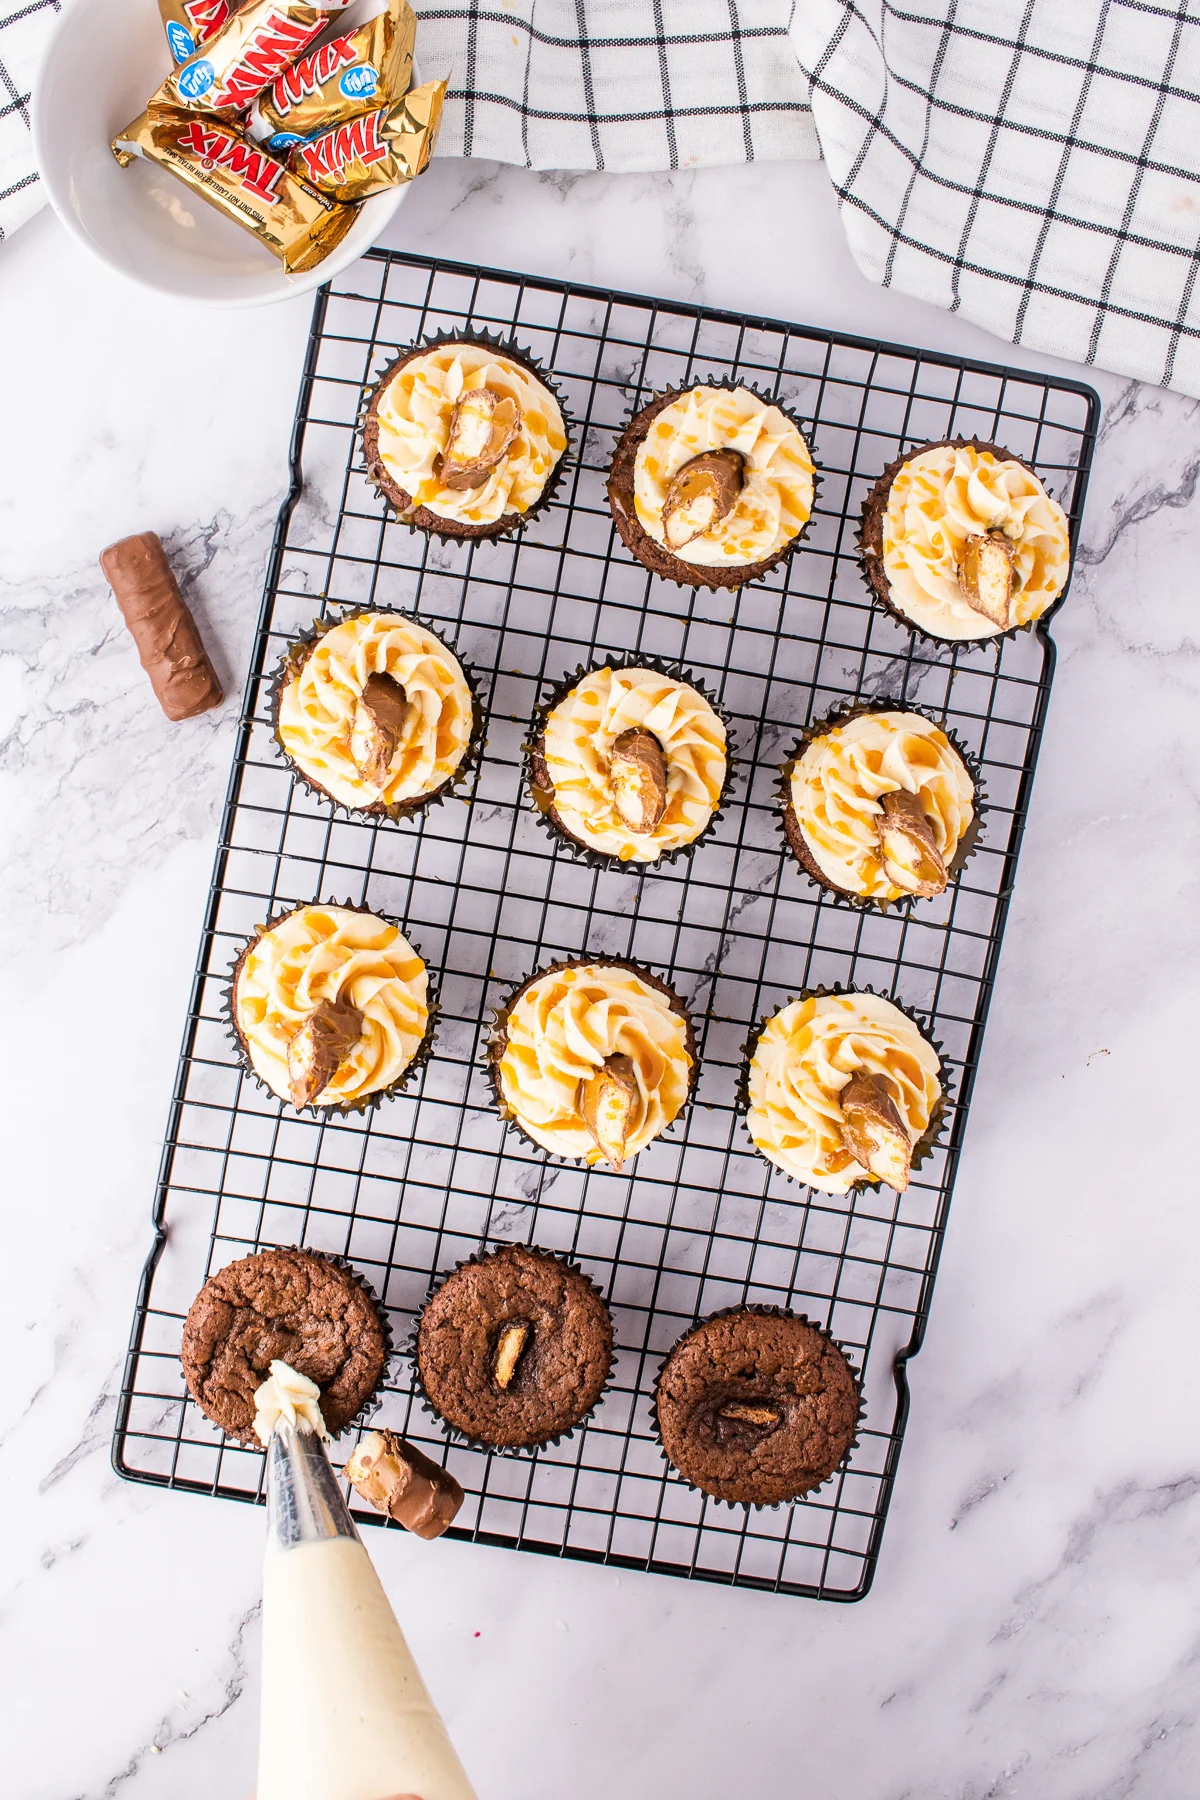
[185, 1244, 395, 1449]
[857, 436, 1070, 653]
[267, 603, 487, 826]
[649, 1302, 865, 1513]
[405, 1244, 617, 1457]
[224, 897, 439, 1121]
[484, 955, 700, 1169]
[524, 651, 737, 875]
[777, 696, 987, 913]
[606, 375, 822, 592]
[359, 329, 573, 544]
[735, 983, 951, 1194]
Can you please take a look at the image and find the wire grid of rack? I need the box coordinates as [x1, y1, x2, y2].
[113, 249, 1098, 1601]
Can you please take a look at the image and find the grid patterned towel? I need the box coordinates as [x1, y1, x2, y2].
[792, 1, 1200, 397]
[0, 0, 58, 241]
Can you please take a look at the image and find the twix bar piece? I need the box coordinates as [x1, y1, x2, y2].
[160, 0, 242, 67]
[157, 0, 350, 117]
[289, 75, 444, 200]
[111, 109, 356, 274]
[248, 0, 415, 152]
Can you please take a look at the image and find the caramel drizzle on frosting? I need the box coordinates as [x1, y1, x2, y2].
[881, 444, 1070, 639]
[278, 612, 473, 810]
[235, 905, 428, 1106]
[746, 992, 941, 1195]
[633, 385, 814, 568]
[790, 711, 974, 901]
[542, 664, 727, 862]
[497, 963, 692, 1166]
[373, 344, 566, 525]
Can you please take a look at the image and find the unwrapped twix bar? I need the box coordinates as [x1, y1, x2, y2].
[289, 75, 445, 200]
[248, 0, 415, 151]
[156, 0, 350, 116]
[111, 109, 356, 273]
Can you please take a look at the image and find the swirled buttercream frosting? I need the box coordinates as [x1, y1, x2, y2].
[632, 385, 814, 568]
[880, 444, 1070, 639]
[495, 962, 693, 1166]
[370, 341, 567, 526]
[788, 710, 974, 901]
[746, 992, 941, 1195]
[253, 1359, 329, 1447]
[277, 612, 474, 812]
[538, 664, 727, 862]
[234, 905, 429, 1108]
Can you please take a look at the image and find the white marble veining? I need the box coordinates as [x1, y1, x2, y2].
[3, 156, 1200, 1798]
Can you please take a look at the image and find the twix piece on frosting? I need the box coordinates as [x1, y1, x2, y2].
[289, 76, 444, 200]
[160, 0, 242, 68]
[248, 0, 415, 152]
[157, 0, 350, 116]
[111, 109, 356, 274]
[344, 1429, 464, 1539]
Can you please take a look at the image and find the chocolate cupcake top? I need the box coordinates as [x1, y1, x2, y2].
[787, 710, 974, 902]
[276, 612, 475, 813]
[368, 341, 566, 530]
[877, 442, 1069, 639]
[181, 1247, 387, 1444]
[746, 991, 941, 1194]
[233, 904, 428, 1110]
[416, 1244, 613, 1449]
[538, 664, 726, 862]
[632, 385, 814, 571]
[656, 1309, 859, 1505]
[495, 960, 694, 1170]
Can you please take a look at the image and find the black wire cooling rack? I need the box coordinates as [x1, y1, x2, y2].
[113, 248, 1099, 1602]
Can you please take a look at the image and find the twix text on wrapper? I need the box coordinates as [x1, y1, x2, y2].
[157, 0, 350, 116]
[248, 0, 415, 152]
[289, 75, 445, 200]
[111, 109, 356, 273]
[160, 0, 241, 67]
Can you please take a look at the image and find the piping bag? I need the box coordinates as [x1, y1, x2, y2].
[257, 1363, 478, 1800]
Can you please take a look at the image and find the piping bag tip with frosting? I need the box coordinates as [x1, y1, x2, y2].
[256, 1362, 478, 1800]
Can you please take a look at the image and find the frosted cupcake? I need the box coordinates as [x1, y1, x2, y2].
[273, 609, 480, 821]
[607, 381, 816, 590]
[528, 661, 729, 866]
[491, 959, 696, 1172]
[362, 334, 569, 540]
[860, 437, 1071, 640]
[230, 902, 432, 1115]
[744, 991, 942, 1195]
[781, 706, 977, 904]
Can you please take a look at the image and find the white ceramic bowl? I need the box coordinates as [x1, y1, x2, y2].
[31, 0, 406, 306]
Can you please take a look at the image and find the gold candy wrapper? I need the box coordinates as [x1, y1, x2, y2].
[159, 0, 242, 67]
[248, 0, 415, 150]
[157, 0, 350, 117]
[289, 75, 444, 200]
[111, 108, 356, 274]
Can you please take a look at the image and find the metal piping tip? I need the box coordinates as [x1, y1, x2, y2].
[266, 1418, 360, 1552]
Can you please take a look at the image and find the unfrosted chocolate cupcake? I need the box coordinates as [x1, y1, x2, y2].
[181, 1247, 388, 1445]
[363, 333, 568, 541]
[859, 436, 1071, 641]
[414, 1244, 613, 1450]
[654, 1307, 860, 1505]
[607, 380, 815, 590]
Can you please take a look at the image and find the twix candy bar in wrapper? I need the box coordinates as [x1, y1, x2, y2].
[111, 108, 356, 274]
[248, 0, 415, 152]
[160, 0, 242, 67]
[289, 76, 445, 200]
[157, 0, 350, 117]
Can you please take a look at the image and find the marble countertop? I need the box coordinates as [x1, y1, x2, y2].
[4, 155, 1199, 1800]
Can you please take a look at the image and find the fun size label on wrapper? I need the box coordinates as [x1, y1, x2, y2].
[159, 0, 350, 116]
[110, 107, 356, 274]
[248, 0, 414, 148]
[159, 0, 241, 66]
[289, 75, 445, 200]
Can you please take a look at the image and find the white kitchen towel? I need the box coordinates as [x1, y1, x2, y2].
[792, 0, 1200, 396]
[0, 0, 815, 241]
